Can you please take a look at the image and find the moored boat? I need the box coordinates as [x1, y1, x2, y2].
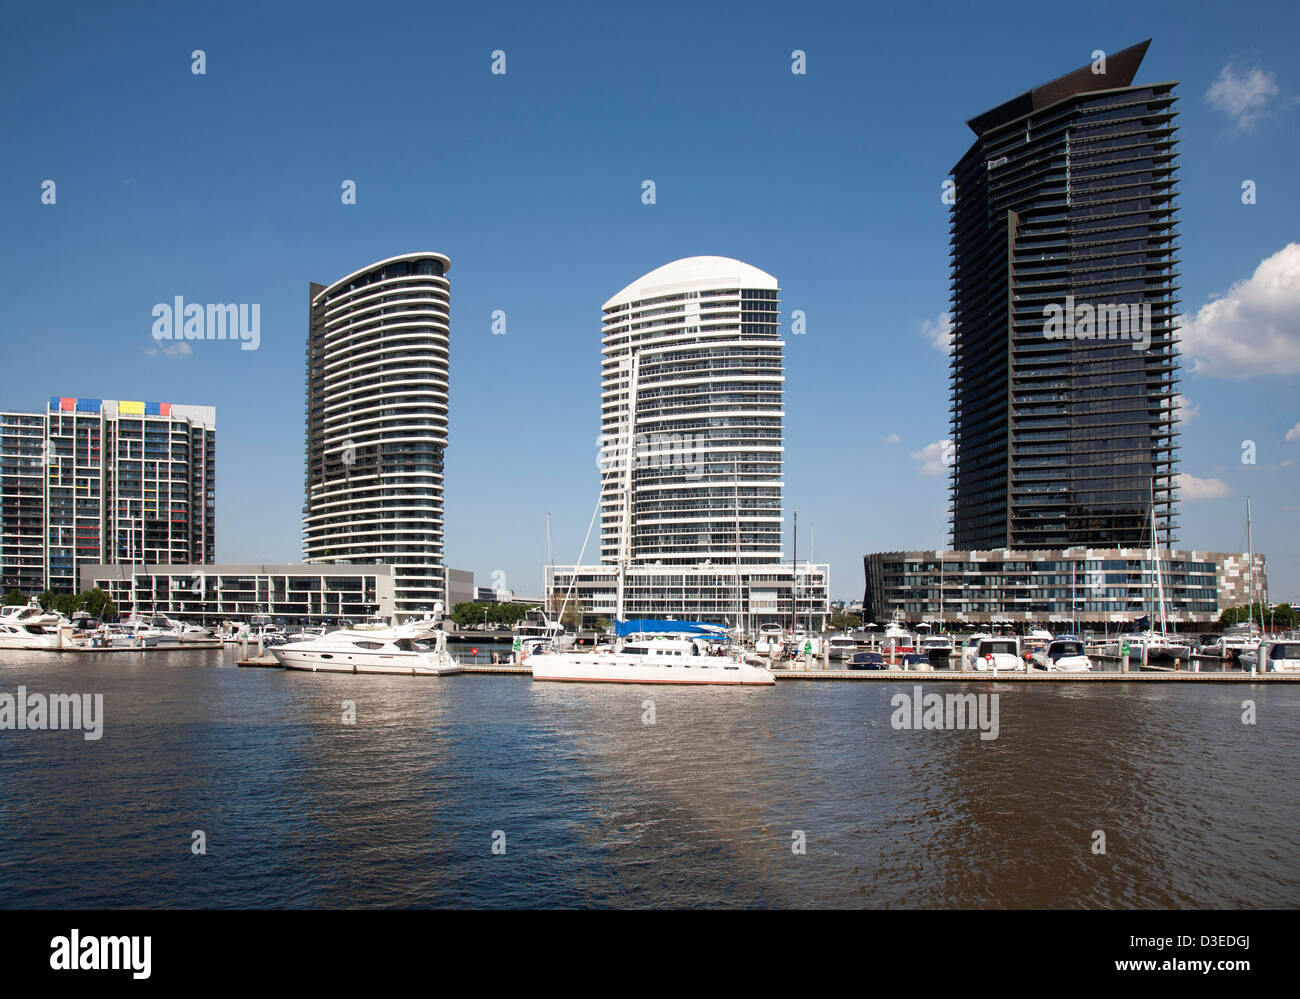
[826, 634, 857, 660]
[528, 620, 774, 685]
[879, 622, 915, 662]
[1031, 635, 1093, 672]
[965, 634, 1026, 672]
[1240, 640, 1300, 674]
[0, 621, 63, 649]
[272, 622, 462, 675]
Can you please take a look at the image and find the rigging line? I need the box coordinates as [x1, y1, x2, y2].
[555, 487, 603, 627]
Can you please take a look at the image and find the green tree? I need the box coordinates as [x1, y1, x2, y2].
[3, 588, 26, 606]
[37, 590, 56, 611]
[449, 601, 482, 628]
[560, 600, 583, 632]
[82, 587, 116, 621]
[830, 612, 862, 631]
[488, 602, 530, 626]
[53, 592, 85, 617]
[1216, 602, 1293, 630]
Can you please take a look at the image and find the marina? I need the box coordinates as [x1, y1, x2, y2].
[17, 615, 1295, 682]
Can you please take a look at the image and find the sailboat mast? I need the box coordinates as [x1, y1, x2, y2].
[791, 509, 798, 633]
[938, 541, 944, 632]
[1150, 484, 1167, 638]
[1247, 496, 1257, 633]
[545, 512, 552, 620]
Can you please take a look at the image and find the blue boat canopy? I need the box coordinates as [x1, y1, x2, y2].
[615, 619, 730, 638]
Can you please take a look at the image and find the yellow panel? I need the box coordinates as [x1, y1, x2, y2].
[119, 400, 145, 415]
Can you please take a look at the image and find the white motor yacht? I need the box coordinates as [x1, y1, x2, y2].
[105, 621, 163, 647]
[754, 623, 784, 654]
[512, 609, 575, 652]
[272, 623, 462, 675]
[966, 634, 1026, 672]
[1206, 630, 1259, 660]
[0, 600, 63, 630]
[1101, 631, 1188, 665]
[826, 634, 858, 660]
[919, 633, 956, 656]
[0, 621, 63, 649]
[879, 622, 915, 661]
[118, 615, 171, 644]
[144, 614, 212, 643]
[1240, 640, 1300, 674]
[1025, 627, 1053, 654]
[1031, 635, 1093, 672]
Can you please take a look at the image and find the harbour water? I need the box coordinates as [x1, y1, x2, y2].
[1, 648, 1297, 908]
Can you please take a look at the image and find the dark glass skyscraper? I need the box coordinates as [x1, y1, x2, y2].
[948, 40, 1180, 550]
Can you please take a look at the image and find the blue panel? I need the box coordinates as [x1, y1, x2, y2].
[144, 402, 161, 415]
[614, 619, 731, 638]
[76, 398, 102, 413]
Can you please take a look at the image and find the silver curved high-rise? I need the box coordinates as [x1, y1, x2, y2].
[303, 252, 450, 619]
[599, 256, 784, 567]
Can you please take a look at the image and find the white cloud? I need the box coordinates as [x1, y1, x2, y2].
[883, 433, 901, 445]
[1206, 63, 1282, 131]
[144, 341, 193, 359]
[1177, 472, 1233, 501]
[1179, 243, 1300, 378]
[1285, 422, 1300, 442]
[910, 439, 952, 477]
[920, 311, 953, 354]
[1163, 394, 1199, 422]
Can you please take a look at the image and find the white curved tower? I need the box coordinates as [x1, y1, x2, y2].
[599, 256, 784, 567]
[303, 252, 450, 619]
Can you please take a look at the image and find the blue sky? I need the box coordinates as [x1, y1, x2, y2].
[2, 0, 1297, 600]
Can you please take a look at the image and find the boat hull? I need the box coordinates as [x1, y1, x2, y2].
[272, 648, 461, 675]
[966, 653, 1027, 672]
[0, 634, 63, 650]
[529, 653, 774, 685]
[1030, 653, 1093, 672]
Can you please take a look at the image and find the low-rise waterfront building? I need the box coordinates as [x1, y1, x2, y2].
[863, 548, 1267, 630]
[79, 562, 394, 624]
[549, 563, 829, 632]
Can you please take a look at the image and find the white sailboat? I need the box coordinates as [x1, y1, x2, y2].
[1105, 485, 1188, 665]
[529, 628, 776, 685]
[528, 351, 774, 686]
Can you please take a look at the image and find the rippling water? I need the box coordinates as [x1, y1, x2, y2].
[1, 648, 1297, 908]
